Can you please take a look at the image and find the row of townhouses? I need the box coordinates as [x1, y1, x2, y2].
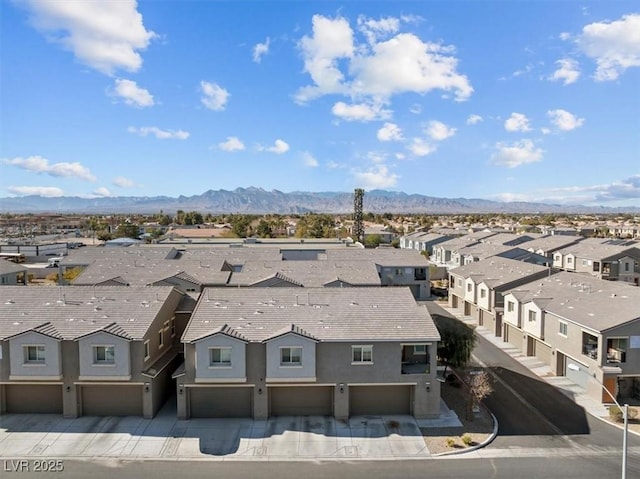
[448, 258, 640, 405]
[0, 245, 440, 420]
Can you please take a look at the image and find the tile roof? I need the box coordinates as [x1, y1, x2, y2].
[504, 272, 640, 332]
[0, 285, 179, 340]
[182, 287, 440, 343]
[449, 257, 549, 287]
[556, 238, 640, 259]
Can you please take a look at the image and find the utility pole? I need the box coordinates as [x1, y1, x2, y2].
[353, 188, 364, 243]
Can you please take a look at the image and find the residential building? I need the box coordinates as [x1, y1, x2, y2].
[174, 287, 441, 420]
[0, 285, 183, 418]
[0, 260, 27, 285]
[448, 258, 552, 337]
[552, 238, 640, 285]
[502, 272, 640, 405]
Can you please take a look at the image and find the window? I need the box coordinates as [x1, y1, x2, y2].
[528, 310, 537, 322]
[209, 347, 232, 367]
[158, 329, 164, 349]
[458, 279, 462, 287]
[507, 301, 514, 313]
[582, 259, 588, 266]
[94, 345, 115, 364]
[558, 321, 568, 337]
[624, 262, 630, 272]
[466, 283, 472, 293]
[607, 338, 627, 363]
[413, 344, 427, 355]
[395, 268, 404, 276]
[480, 289, 486, 299]
[24, 345, 45, 364]
[170, 317, 176, 337]
[593, 261, 600, 272]
[144, 340, 150, 360]
[567, 257, 573, 265]
[352, 345, 373, 364]
[280, 347, 302, 366]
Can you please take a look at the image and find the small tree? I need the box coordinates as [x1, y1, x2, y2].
[466, 370, 493, 421]
[434, 315, 476, 376]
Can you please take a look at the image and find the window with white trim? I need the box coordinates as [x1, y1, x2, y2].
[480, 289, 486, 299]
[23, 345, 45, 364]
[528, 310, 537, 322]
[170, 317, 176, 337]
[558, 321, 568, 337]
[507, 301, 514, 313]
[413, 344, 427, 355]
[93, 345, 115, 364]
[352, 345, 373, 364]
[144, 340, 150, 360]
[280, 347, 302, 366]
[466, 283, 472, 293]
[158, 329, 164, 349]
[209, 347, 232, 367]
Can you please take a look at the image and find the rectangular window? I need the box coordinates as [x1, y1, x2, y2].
[170, 317, 176, 337]
[413, 344, 427, 355]
[94, 345, 115, 364]
[458, 279, 462, 287]
[395, 268, 403, 276]
[158, 329, 164, 349]
[582, 259, 588, 266]
[528, 310, 537, 322]
[607, 338, 628, 363]
[466, 283, 472, 292]
[352, 345, 373, 364]
[144, 340, 150, 360]
[624, 262, 630, 272]
[559, 321, 568, 337]
[209, 347, 232, 367]
[480, 289, 486, 299]
[24, 345, 45, 363]
[507, 301, 514, 313]
[280, 347, 302, 366]
[567, 257, 573, 264]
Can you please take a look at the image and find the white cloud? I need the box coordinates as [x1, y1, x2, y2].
[377, 122, 403, 142]
[408, 138, 436, 157]
[357, 15, 400, 44]
[504, 112, 532, 132]
[200, 81, 230, 111]
[576, 13, 640, 81]
[8, 186, 65, 197]
[128, 126, 189, 140]
[112, 176, 135, 188]
[547, 109, 585, 131]
[426, 120, 456, 141]
[352, 164, 399, 189]
[541, 127, 552, 135]
[111, 79, 154, 107]
[21, 0, 155, 75]
[548, 58, 580, 85]
[496, 175, 640, 205]
[2, 155, 96, 181]
[253, 37, 270, 63]
[219, 136, 245, 152]
[92, 187, 111, 197]
[490, 139, 544, 168]
[296, 15, 472, 104]
[466, 114, 483, 125]
[409, 104, 422, 114]
[259, 139, 290, 154]
[302, 151, 318, 167]
[331, 101, 392, 122]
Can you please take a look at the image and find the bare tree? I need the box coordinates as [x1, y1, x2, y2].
[466, 370, 493, 421]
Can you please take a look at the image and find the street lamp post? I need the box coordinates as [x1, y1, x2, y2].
[598, 378, 629, 479]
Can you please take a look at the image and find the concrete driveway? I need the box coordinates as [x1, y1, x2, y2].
[0, 405, 432, 461]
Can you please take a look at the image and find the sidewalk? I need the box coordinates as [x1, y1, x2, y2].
[437, 304, 640, 433]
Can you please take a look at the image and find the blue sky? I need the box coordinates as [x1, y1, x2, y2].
[1, 1, 639, 207]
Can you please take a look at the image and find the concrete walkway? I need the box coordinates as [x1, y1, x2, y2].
[0, 396, 464, 461]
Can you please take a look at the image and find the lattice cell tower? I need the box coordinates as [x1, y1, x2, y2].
[353, 188, 365, 243]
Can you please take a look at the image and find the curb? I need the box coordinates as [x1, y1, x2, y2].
[431, 410, 498, 457]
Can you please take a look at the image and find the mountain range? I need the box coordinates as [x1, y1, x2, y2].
[0, 188, 638, 214]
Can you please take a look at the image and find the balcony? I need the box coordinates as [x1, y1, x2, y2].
[414, 268, 427, 281]
[401, 344, 430, 375]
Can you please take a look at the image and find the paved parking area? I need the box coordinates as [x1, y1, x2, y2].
[0, 409, 435, 461]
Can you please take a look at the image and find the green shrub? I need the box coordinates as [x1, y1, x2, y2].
[461, 433, 473, 446]
[445, 438, 455, 448]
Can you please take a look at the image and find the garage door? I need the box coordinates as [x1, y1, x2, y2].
[505, 324, 524, 351]
[5, 384, 62, 414]
[349, 385, 411, 416]
[190, 387, 252, 418]
[270, 386, 333, 416]
[565, 358, 590, 389]
[81, 385, 143, 416]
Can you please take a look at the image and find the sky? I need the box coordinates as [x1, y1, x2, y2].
[1, 0, 639, 208]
